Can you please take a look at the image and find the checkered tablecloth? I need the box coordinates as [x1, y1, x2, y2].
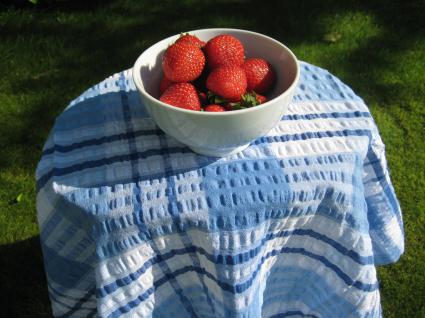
[36, 61, 404, 317]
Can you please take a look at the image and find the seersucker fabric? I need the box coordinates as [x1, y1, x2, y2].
[36, 62, 404, 318]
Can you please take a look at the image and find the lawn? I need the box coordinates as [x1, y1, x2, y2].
[0, 0, 424, 317]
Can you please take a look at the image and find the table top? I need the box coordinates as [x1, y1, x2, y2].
[36, 61, 404, 318]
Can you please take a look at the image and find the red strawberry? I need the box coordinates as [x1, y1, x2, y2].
[160, 83, 201, 111]
[162, 42, 205, 82]
[204, 34, 245, 69]
[242, 58, 276, 94]
[159, 75, 173, 94]
[204, 104, 226, 112]
[175, 34, 206, 48]
[206, 65, 247, 102]
[255, 93, 267, 104]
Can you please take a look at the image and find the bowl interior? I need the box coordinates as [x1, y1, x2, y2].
[136, 29, 298, 104]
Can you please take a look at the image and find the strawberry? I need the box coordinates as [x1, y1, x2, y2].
[204, 34, 245, 69]
[255, 93, 267, 104]
[242, 58, 276, 94]
[160, 83, 201, 111]
[159, 75, 173, 94]
[162, 42, 205, 82]
[175, 34, 206, 48]
[204, 104, 226, 112]
[206, 65, 247, 102]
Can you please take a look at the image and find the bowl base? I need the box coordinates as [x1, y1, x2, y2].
[189, 144, 249, 157]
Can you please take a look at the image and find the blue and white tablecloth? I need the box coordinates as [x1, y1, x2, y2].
[36, 61, 404, 318]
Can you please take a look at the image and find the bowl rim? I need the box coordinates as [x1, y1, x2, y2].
[132, 28, 300, 116]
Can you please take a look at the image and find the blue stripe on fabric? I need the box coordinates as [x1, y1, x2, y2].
[154, 133, 199, 318]
[150, 284, 249, 317]
[253, 129, 371, 146]
[96, 199, 368, 260]
[41, 129, 163, 156]
[139, 285, 224, 317]
[48, 283, 95, 303]
[49, 286, 96, 318]
[54, 91, 147, 132]
[35, 146, 191, 190]
[58, 308, 97, 318]
[268, 229, 373, 264]
[262, 266, 358, 317]
[282, 111, 370, 121]
[121, 76, 195, 317]
[49, 291, 94, 312]
[36, 129, 371, 190]
[39, 212, 63, 242]
[107, 245, 377, 318]
[366, 151, 402, 227]
[97, 235, 377, 299]
[110, 75, 197, 318]
[41, 111, 369, 156]
[192, 149, 221, 317]
[121, 266, 354, 318]
[96, 223, 372, 287]
[270, 311, 319, 318]
[42, 243, 93, 290]
[119, 71, 149, 238]
[177, 222, 218, 316]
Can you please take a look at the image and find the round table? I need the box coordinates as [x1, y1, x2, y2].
[36, 61, 404, 318]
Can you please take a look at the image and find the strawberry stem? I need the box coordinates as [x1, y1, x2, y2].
[205, 91, 263, 111]
[206, 91, 228, 105]
[229, 91, 260, 110]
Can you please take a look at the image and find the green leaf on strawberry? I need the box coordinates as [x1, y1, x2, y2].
[206, 91, 227, 105]
[229, 92, 261, 110]
[205, 91, 264, 111]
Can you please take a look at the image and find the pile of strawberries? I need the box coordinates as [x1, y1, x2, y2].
[158, 33, 276, 112]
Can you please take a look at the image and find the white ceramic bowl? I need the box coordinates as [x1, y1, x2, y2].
[132, 28, 300, 157]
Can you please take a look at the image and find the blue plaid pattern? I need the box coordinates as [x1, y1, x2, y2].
[36, 62, 404, 317]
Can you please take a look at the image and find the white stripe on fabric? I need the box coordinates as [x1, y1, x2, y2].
[265, 136, 370, 160]
[263, 300, 322, 318]
[96, 212, 373, 286]
[120, 292, 156, 318]
[282, 160, 355, 177]
[363, 181, 388, 197]
[37, 134, 368, 192]
[42, 117, 372, 176]
[99, 243, 376, 317]
[371, 215, 404, 251]
[271, 117, 375, 136]
[286, 100, 369, 115]
[96, 223, 375, 315]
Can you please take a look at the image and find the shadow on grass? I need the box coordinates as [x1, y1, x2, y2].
[0, 236, 52, 318]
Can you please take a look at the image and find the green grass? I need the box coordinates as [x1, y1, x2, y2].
[0, 0, 424, 316]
